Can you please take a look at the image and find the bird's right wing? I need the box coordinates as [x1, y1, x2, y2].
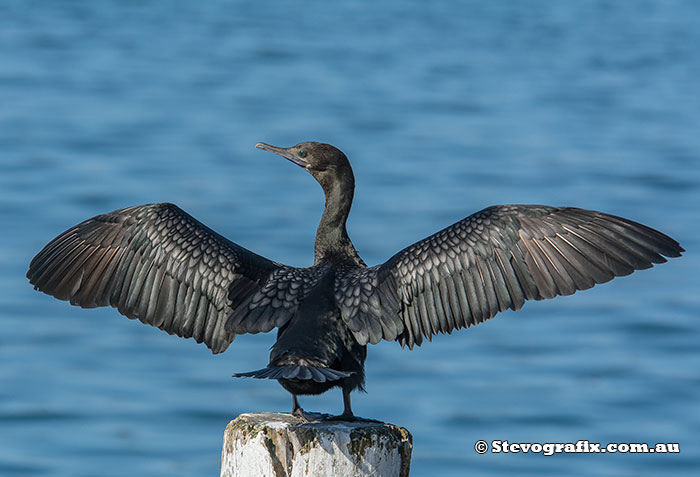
[27, 203, 318, 353]
[336, 205, 683, 348]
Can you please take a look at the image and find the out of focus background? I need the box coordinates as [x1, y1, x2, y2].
[1, 2, 698, 476]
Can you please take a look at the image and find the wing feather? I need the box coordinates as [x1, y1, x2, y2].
[27, 203, 317, 354]
[336, 205, 682, 348]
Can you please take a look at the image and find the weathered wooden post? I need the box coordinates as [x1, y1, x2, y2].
[221, 413, 412, 477]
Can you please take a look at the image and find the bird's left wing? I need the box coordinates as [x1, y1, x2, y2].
[336, 205, 683, 348]
[28, 203, 318, 353]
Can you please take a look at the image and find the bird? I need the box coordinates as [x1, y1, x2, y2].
[27, 141, 683, 421]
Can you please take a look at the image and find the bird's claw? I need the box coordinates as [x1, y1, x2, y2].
[292, 408, 330, 423]
[324, 413, 382, 423]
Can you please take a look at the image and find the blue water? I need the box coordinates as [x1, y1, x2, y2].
[1, 1, 698, 476]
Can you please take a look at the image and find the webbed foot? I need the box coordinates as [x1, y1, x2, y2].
[292, 407, 330, 422]
[324, 413, 382, 423]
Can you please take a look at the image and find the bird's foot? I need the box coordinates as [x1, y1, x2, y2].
[292, 408, 330, 423]
[324, 413, 382, 423]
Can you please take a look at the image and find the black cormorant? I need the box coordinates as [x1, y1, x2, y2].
[27, 142, 684, 420]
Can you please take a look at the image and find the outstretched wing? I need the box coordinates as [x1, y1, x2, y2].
[337, 205, 683, 348]
[27, 203, 313, 353]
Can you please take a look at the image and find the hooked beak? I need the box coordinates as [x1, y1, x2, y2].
[255, 142, 308, 168]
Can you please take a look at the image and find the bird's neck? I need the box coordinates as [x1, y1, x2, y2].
[314, 173, 363, 266]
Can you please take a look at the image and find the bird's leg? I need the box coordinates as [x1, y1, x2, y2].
[341, 386, 353, 418]
[291, 393, 307, 420]
[325, 386, 381, 423]
[291, 393, 326, 422]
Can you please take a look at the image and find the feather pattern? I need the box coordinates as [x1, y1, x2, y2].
[234, 365, 352, 382]
[336, 205, 683, 348]
[27, 203, 319, 353]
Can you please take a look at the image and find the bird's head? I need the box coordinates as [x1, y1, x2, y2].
[255, 141, 354, 192]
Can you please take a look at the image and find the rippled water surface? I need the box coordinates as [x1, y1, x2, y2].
[1, 2, 699, 476]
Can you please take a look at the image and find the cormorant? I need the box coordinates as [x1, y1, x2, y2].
[27, 142, 683, 420]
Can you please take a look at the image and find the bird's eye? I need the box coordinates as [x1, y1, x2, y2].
[299, 151, 307, 158]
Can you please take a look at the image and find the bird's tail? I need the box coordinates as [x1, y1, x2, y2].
[233, 366, 352, 382]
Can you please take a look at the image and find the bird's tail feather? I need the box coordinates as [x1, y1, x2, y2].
[233, 366, 352, 382]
